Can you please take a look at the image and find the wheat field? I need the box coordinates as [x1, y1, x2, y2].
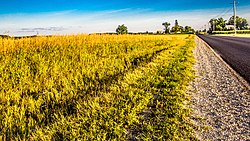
[0, 34, 196, 140]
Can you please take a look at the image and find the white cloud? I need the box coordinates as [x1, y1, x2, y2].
[0, 5, 249, 36]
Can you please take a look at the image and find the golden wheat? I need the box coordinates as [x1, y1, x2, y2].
[0, 34, 196, 140]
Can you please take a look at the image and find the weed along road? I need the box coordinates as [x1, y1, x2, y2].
[198, 35, 250, 83]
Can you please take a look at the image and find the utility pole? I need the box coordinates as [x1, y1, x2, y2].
[213, 20, 215, 31]
[233, 0, 237, 35]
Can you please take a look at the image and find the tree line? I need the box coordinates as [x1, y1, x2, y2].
[116, 20, 195, 34]
[208, 16, 249, 33]
[162, 20, 195, 34]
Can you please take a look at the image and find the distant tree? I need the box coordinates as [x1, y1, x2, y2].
[171, 20, 179, 33]
[209, 18, 217, 31]
[228, 16, 248, 30]
[171, 20, 183, 33]
[175, 19, 179, 27]
[217, 17, 227, 31]
[209, 17, 227, 31]
[184, 26, 195, 33]
[179, 26, 184, 33]
[116, 24, 128, 34]
[162, 22, 171, 34]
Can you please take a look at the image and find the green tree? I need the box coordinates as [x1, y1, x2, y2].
[217, 17, 227, 31]
[209, 17, 227, 31]
[179, 26, 184, 33]
[171, 20, 182, 33]
[228, 16, 249, 30]
[184, 26, 195, 33]
[172, 20, 179, 33]
[209, 18, 217, 31]
[116, 24, 128, 34]
[162, 22, 171, 34]
[175, 19, 179, 27]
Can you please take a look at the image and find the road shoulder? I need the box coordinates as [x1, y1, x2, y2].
[188, 36, 250, 140]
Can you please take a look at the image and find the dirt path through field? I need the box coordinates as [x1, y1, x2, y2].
[189, 37, 250, 140]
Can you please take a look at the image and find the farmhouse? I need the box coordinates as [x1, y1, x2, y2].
[226, 25, 235, 30]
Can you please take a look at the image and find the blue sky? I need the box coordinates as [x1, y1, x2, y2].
[0, 0, 250, 36]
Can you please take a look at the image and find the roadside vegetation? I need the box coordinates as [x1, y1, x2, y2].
[0, 34, 196, 140]
[204, 16, 249, 34]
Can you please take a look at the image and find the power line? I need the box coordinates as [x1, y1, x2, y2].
[220, 7, 233, 18]
[201, 1, 238, 32]
[204, 7, 232, 31]
[211, 7, 232, 20]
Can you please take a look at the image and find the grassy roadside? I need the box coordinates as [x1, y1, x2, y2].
[0, 35, 196, 140]
[127, 35, 197, 140]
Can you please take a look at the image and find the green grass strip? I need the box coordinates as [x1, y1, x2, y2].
[129, 35, 197, 140]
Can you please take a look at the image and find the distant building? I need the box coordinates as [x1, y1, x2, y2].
[226, 25, 235, 30]
[156, 30, 163, 34]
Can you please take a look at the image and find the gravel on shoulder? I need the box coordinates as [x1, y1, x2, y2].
[189, 37, 250, 140]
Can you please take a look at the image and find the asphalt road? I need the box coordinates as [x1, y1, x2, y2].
[198, 35, 250, 83]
